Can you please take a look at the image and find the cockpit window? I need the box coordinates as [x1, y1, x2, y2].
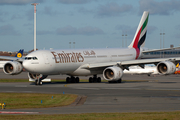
[25, 57, 38, 60]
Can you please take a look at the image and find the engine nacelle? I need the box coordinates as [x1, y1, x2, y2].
[157, 61, 176, 75]
[3, 61, 23, 75]
[28, 72, 48, 81]
[103, 66, 123, 81]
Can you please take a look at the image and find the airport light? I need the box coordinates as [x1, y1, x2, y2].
[163, 32, 165, 58]
[163, 32, 165, 48]
[73, 42, 75, 49]
[69, 42, 71, 49]
[160, 32, 162, 49]
[122, 34, 124, 47]
[125, 34, 127, 47]
[160, 31, 165, 58]
[31, 3, 39, 51]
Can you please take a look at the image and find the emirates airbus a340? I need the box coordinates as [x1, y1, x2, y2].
[2, 11, 180, 85]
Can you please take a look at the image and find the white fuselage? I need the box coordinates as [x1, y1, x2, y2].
[23, 48, 139, 76]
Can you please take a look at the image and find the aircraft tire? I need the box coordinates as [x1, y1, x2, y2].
[93, 77, 97, 83]
[97, 77, 101, 83]
[39, 81, 43, 85]
[75, 77, 79, 83]
[35, 80, 38, 85]
[117, 79, 122, 83]
[89, 77, 93, 83]
[66, 77, 70, 83]
[108, 81, 112, 83]
[71, 77, 75, 83]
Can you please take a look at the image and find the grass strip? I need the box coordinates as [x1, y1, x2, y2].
[0, 79, 29, 82]
[0, 93, 77, 109]
[1, 111, 180, 120]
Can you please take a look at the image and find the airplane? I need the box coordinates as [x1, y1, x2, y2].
[1, 11, 180, 85]
[175, 63, 180, 74]
[124, 62, 180, 76]
[0, 49, 24, 68]
[123, 65, 158, 76]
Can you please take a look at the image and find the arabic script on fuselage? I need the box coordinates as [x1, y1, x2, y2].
[83, 50, 96, 56]
[51, 51, 84, 63]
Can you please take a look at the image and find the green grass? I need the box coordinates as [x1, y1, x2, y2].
[0, 93, 77, 109]
[1, 111, 180, 120]
[0, 79, 29, 82]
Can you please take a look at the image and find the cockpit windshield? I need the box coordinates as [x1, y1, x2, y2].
[25, 57, 38, 60]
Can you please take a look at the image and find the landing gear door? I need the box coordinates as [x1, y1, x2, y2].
[42, 54, 49, 64]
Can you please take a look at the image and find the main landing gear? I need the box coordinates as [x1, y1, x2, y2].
[89, 75, 101, 83]
[65, 75, 102, 83]
[66, 76, 80, 83]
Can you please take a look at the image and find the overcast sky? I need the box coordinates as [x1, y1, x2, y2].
[0, 0, 180, 52]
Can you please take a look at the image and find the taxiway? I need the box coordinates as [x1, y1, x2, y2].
[0, 72, 180, 114]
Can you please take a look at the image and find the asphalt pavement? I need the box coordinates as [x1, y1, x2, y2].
[0, 72, 180, 114]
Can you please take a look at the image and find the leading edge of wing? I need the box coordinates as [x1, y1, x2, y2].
[81, 57, 180, 69]
[142, 46, 180, 53]
[0, 56, 24, 62]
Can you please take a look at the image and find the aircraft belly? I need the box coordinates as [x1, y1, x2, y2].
[52, 63, 81, 74]
[70, 67, 104, 76]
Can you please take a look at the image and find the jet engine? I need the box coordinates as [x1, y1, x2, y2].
[28, 72, 48, 81]
[157, 61, 176, 75]
[103, 66, 123, 81]
[3, 61, 23, 75]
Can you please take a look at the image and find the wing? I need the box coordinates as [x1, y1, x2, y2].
[142, 47, 180, 53]
[0, 49, 24, 62]
[81, 57, 180, 69]
[0, 56, 24, 62]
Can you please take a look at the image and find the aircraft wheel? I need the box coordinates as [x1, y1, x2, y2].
[117, 79, 122, 83]
[108, 81, 111, 83]
[71, 77, 75, 83]
[39, 81, 43, 85]
[93, 77, 97, 83]
[89, 77, 93, 83]
[35, 80, 38, 85]
[75, 77, 79, 83]
[35, 79, 42, 85]
[108, 81, 115, 83]
[97, 77, 101, 83]
[66, 77, 70, 83]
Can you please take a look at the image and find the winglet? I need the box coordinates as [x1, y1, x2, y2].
[15, 49, 24, 58]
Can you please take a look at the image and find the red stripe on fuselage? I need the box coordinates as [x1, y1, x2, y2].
[135, 47, 140, 59]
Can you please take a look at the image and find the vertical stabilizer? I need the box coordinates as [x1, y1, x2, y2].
[15, 49, 24, 58]
[128, 11, 149, 59]
[128, 11, 149, 48]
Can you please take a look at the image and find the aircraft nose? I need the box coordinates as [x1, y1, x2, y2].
[23, 61, 33, 72]
[22, 61, 28, 70]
